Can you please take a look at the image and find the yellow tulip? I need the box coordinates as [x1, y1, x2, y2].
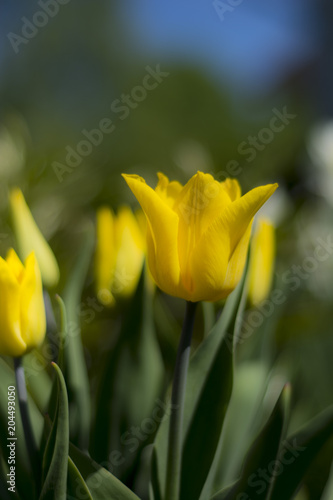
[9, 188, 60, 288]
[122, 171, 278, 302]
[0, 249, 46, 357]
[248, 217, 275, 306]
[95, 205, 145, 306]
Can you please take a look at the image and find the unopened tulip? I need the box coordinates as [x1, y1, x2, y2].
[0, 249, 46, 357]
[248, 217, 275, 306]
[9, 188, 60, 287]
[95, 205, 145, 306]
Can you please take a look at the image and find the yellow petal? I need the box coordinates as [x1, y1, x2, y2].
[6, 248, 25, 283]
[134, 208, 147, 237]
[221, 178, 242, 201]
[173, 171, 233, 292]
[191, 224, 252, 302]
[19, 252, 46, 349]
[0, 257, 26, 357]
[95, 206, 116, 306]
[155, 172, 183, 208]
[135, 209, 156, 291]
[190, 183, 277, 301]
[113, 206, 145, 297]
[248, 217, 275, 306]
[122, 174, 181, 296]
[9, 188, 60, 287]
[217, 183, 278, 255]
[222, 222, 253, 298]
[190, 225, 230, 302]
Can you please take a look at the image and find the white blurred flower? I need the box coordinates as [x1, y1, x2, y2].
[0, 118, 27, 179]
[256, 184, 291, 226]
[308, 122, 333, 204]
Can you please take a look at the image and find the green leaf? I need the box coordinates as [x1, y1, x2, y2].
[92, 267, 164, 480]
[67, 457, 93, 500]
[40, 363, 69, 500]
[23, 350, 53, 415]
[54, 295, 67, 374]
[46, 296, 68, 423]
[180, 320, 234, 499]
[153, 265, 247, 500]
[212, 383, 291, 500]
[208, 482, 237, 500]
[211, 361, 269, 491]
[69, 443, 141, 500]
[62, 223, 94, 451]
[321, 464, 333, 500]
[0, 358, 44, 500]
[150, 447, 162, 500]
[202, 301, 215, 338]
[270, 405, 333, 500]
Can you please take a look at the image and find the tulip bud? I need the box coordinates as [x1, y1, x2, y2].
[0, 249, 46, 357]
[248, 217, 275, 306]
[9, 188, 60, 287]
[95, 206, 145, 306]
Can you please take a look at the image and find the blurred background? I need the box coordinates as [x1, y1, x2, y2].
[1, 0, 333, 497]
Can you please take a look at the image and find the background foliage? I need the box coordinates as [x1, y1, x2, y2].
[1, 1, 333, 499]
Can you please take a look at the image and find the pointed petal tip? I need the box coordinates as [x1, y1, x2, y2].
[6, 247, 21, 261]
[9, 187, 23, 199]
[122, 173, 145, 182]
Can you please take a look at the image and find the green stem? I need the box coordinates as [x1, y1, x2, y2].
[165, 300, 198, 500]
[14, 357, 40, 495]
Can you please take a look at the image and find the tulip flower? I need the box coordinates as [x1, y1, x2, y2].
[247, 217, 275, 306]
[95, 205, 145, 306]
[9, 188, 60, 288]
[122, 171, 278, 302]
[0, 249, 46, 357]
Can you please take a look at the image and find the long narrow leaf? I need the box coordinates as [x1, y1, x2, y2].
[93, 267, 163, 481]
[40, 363, 69, 500]
[63, 223, 94, 450]
[270, 405, 333, 500]
[69, 443, 141, 500]
[212, 384, 290, 500]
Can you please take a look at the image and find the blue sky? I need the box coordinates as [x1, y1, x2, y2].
[119, 0, 321, 95]
[0, 0, 322, 98]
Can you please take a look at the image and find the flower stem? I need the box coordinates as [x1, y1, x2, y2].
[165, 300, 198, 500]
[14, 357, 40, 494]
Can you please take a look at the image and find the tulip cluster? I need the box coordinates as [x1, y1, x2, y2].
[0, 172, 286, 500]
